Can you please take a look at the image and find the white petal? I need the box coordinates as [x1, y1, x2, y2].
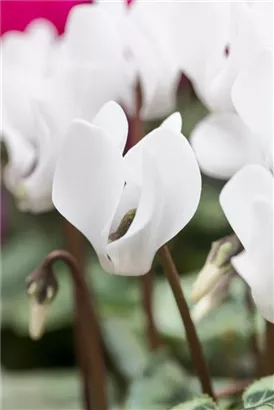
[40, 64, 119, 135]
[106, 127, 201, 275]
[92, 102, 128, 153]
[106, 151, 164, 275]
[232, 251, 274, 324]
[2, 18, 56, 74]
[2, 68, 42, 141]
[160, 112, 182, 133]
[191, 113, 265, 179]
[2, 127, 36, 193]
[52, 120, 125, 255]
[232, 48, 273, 142]
[18, 103, 57, 213]
[109, 181, 140, 234]
[65, 4, 124, 64]
[220, 165, 273, 249]
[125, 127, 201, 246]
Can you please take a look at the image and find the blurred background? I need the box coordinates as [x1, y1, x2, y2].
[1, 1, 262, 409]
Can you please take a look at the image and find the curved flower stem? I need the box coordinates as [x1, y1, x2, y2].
[158, 245, 215, 400]
[38, 250, 108, 410]
[141, 271, 162, 350]
[264, 320, 274, 376]
[63, 219, 86, 272]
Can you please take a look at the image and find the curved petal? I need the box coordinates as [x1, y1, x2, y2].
[52, 119, 125, 254]
[125, 127, 201, 246]
[18, 102, 58, 213]
[2, 68, 42, 142]
[65, 4, 124, 64]
[105, 151, 164, 275]
[92, 101, 128, 153]
[160, 112, 182, 133]
[41, 64, 120, 135]
[2, 18, 57, 75]
[232, 48, 273, 143]
[190, 113, 265, 179]
[220, 164, 273, 249]
[124, 12, 180, 120]
[232, 251, 274, 324]
[2, 127, 36, 194]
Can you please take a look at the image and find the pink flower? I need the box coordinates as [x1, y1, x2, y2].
[0, 0, 91, 35]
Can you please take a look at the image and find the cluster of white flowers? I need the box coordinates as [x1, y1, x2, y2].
[1, 1, 273, 321]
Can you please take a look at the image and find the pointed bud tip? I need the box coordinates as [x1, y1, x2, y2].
[29, 300, 50, 341]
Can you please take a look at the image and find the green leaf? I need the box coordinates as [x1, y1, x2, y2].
[2, 370, 121, 409]
[2, 370, 81, 410]
[169, 395, 220, 410]
[102, 317, 148, 380]
[125, 349, 196, 409]
[243, 376, 274, 409]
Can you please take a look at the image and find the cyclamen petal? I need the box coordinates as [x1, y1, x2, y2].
[190, 113, 265, 179]
[220, 165, 274, 323]
[53, 119, 125, 254]
[53, 105, 201, 276]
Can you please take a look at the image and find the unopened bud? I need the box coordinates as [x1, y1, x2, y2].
[191, 234, 243, 303]
[191, 272, 233, 322]
[26, 265, 58, 340]
[29, 299, 50, 340]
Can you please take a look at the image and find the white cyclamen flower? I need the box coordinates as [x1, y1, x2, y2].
[191, 3, 273, 179]
[2, 3, 133, 214]
[52, 104, 201, 276]
[220, 164, 273, 323]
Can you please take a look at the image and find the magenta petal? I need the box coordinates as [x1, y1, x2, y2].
[0, 0, 91, 35]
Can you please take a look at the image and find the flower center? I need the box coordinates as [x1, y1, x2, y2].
[108, 208, 137, 243]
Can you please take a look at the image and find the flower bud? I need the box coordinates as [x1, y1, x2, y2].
[191, 234, 243, 303]
[191, 272, 233, 322]
[26, 265, 58, 340]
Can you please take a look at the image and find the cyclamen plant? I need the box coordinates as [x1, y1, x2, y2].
[1, 1, 273, 410]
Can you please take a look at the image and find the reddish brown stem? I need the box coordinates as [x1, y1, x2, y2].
[158, 246, 215, 399]
[264, 320, 274, 376]
[63, 219, 86, 272]
[40, 250, 108, 410]
[141, 271, 162, 350]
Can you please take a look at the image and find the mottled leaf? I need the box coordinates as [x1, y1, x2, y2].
[243, 376, 274, 409]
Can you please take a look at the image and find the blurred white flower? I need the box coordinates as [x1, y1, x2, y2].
[1, 19, 58, 181]
[191, 2, 273, 179]
[123, 1, 231, 120]
[4, 100, 125, 213]
[220, 165, 274, 323]
[1, 4, 134, 213]
[52, 104, 201, 276]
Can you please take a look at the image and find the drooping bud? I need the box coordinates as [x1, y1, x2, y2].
[191, 272, 233, 323]
[191, 234, 243, 303]
[26, 264, 58, 340]
[108, 208, 137, 242]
